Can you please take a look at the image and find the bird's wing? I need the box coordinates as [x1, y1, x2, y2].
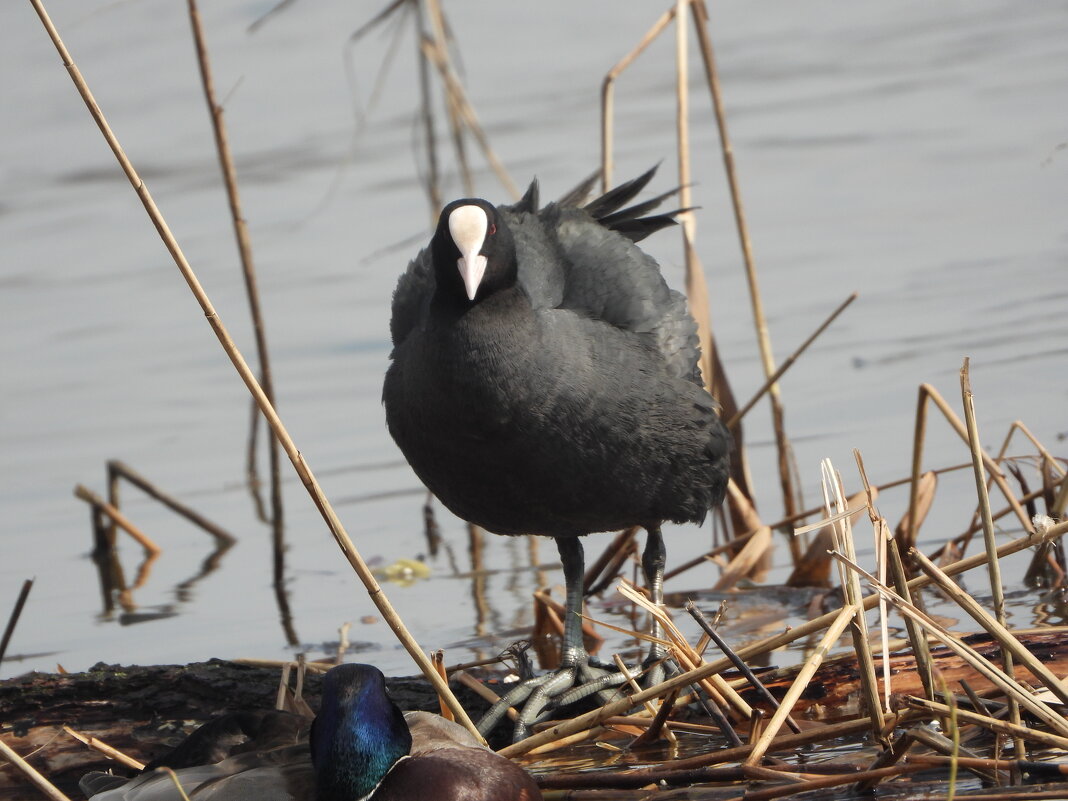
[544, 200, 702, 383]
[404, 711, 487, 753]
[389, 246, 435, 347]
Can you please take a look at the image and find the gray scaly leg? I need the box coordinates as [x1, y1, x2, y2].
[641, 525, 667, 687]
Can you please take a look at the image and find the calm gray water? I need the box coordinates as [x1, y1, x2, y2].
[2, 1, 1066, 679]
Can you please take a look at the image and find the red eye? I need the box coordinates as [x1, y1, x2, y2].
[488, 223, 497, 236]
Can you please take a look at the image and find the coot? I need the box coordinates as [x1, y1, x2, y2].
[80, 664, 539, 801]
[383, 168, 730, 739]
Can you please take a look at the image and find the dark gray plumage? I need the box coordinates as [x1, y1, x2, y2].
[383, 167, 730, 738]
[385, 168, 728, 535]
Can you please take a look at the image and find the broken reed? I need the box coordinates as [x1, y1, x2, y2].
[503, 518, 1068, 759]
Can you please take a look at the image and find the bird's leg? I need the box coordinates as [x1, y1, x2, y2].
[641, 525, 668, 687]
[506, 537, 590, 739]
[557, 536, 586, 668]
[478, 537, 594, 740]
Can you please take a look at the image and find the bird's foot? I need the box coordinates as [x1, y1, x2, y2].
[477, 659, 629, 742]
[641, 647, 674, 690]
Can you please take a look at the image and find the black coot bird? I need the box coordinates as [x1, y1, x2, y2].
[81, 664, 539, 801]
[383, 167, 730, 739]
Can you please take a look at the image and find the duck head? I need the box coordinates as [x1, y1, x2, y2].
[431, 199, 517, 305]
[310, 664, 412, 801]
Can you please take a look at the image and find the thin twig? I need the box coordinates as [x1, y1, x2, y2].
[0, 739, 73, 801]
[157, 767, 192, 801]
[725, 292, 857, 429]
[62, 726, 145, 771]
[686, 602, 801, 734]
[0, 579, 33, 665]
[822, 460, 885, 740]
[961, 357, 1024, 760]
[413, 0, 441, 218]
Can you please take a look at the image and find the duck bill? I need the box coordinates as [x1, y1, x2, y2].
[458, 252, 488, 300]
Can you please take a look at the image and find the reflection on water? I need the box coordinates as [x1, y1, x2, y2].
[1, 0, 1066, 679]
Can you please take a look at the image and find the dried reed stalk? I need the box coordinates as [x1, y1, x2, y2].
[904, 696, 1068, 751]
[617, 581, 752, 719]
[737, 763, 931, 801]
[743, 603, 856, 765]
[691, 0, 800, 522]
[662, 712, 909, 772]
[961, 358, 1025, 759]
[62, 726, 145, 771]
[410, 2, 441, 217]
[1055, 473, 1068, 518]
[583, 528, 637, 594]
[821, 461, 885, 740]
[674, 0, 717, 399]
[107, 460, 235, 545]
[908, 725, 1004, 784]
[600, 6, 677, 191]
[968, 420, 1065, 546]
[0, 738, 72, 801]
[431, 649, 453, 721]
[838, 554, 1068, 738]
[425, 0, 473, 198]
[28, 0, 481, 741]
[418, 37, 518, 200]
[711, 525, 770, 590]
[894, 470, 937, 542]
[74, 485, 160, 556]
[905, 383, 1032, 549]
[610, 653, 677, 745]
[887, 536, 934, 700]
[911, 548, 1068, 705]
[854, 729, 917, 792]
[186, 0, 283, 552]
[852, 452, 892, 712]
[787, 488, 872, 587]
